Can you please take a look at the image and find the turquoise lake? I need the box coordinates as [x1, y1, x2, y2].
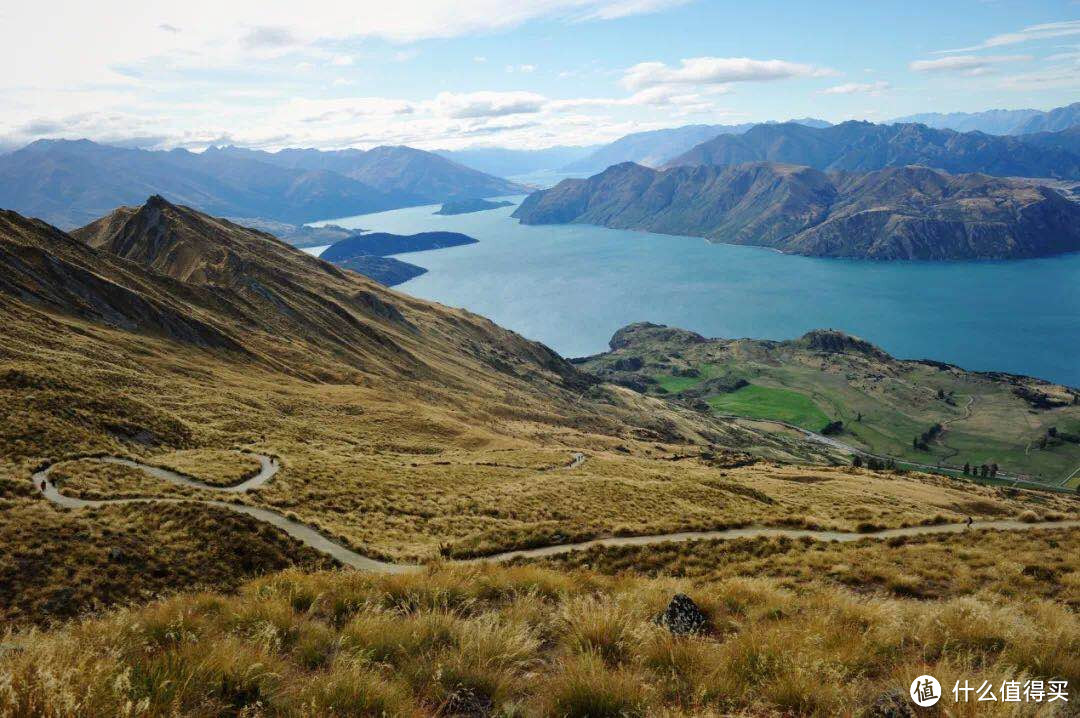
[313, 197, 1080, 387]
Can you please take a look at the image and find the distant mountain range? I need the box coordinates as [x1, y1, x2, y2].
[512, 161, 1080, 260]
[663, 121, 1080, 179]
[435, 146, 598, 178]
[892, 101, 1080, 135]
[207, 145, 523, 204]
[562, 118, 831, 174]
[0, 140, 523, 229]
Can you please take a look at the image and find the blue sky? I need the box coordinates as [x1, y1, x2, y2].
[2, 0, 1078, 151]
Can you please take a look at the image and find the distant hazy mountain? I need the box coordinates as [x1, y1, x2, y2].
[1013, 102, 1080, 134]
[893, 102, 1080, 135]
[664, 121, 1080, 179]
[0, 140, 415, 229]
[563, 118, 832, 174]
[891, 108, 1043, 135]
[435, 146, 598, 178]
[0, 140, 523, 230]
[208, 145, 524, 203]
[513, 161, 1080, 260]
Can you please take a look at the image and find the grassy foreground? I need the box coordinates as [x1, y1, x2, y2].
[2, 559, 1077, 717]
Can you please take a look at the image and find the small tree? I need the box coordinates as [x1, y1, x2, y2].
[963, 462, 971, 475]
[990, 463, 998, 478]
[852, 455, 863, 468]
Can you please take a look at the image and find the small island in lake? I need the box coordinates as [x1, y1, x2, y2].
[331, 255, 427, 286]
[322, 231, 478, 259]
[319, 230, 479, 286]
[434, 198, 514, 215]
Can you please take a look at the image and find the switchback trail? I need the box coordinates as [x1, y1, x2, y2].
[32, 454, 1080, 573]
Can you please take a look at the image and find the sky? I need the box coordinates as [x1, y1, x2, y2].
[2, 0, 1079, 152]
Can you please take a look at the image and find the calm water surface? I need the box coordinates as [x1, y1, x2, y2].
[312, 198, 1080, 386]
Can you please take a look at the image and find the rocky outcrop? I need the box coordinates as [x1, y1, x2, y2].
[657, 594, 709, 635]
[796, 330, 890, 361]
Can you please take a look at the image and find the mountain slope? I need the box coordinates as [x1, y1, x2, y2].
[513, 162, 1080, 260]
[665, 121, 1080, 179]
[209, 145, 525, 203]
[0, 140, 407, 229]
[68, 196, 583, 385]
[0, 207, 246, 351]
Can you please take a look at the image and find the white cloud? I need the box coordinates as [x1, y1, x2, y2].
[241, 25, 302, 50]
[2, 0, 691, 92]
[909, 54, 1030, 75]
[622, 56, 833, 90]
[330, 55, 354, 66]
[998, 61, 1080, 91]
[432, 90, 548, 118]
[820, 81, 890, 95]
[936, 19, 1080, 53]
[578, 0, 690, 20]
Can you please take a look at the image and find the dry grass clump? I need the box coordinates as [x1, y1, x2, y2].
[149, 449, 264, 487]
[50, 460, 198, 500]
[0, 502, 336, 626]
[533, 526, 1080, 605]
[2, 563, 1077, 717]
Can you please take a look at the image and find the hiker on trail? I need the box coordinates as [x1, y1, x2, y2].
[965, 516, 973, 529]
[39, 480, 46, 492]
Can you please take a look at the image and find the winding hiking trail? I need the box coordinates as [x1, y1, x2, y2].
[32, 453, 1080, 573]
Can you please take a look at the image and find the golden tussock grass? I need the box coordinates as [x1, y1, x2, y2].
[2, 563, 1077, 717]
[532, 525, 1080, 606]
[0, 502, 336, 626]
